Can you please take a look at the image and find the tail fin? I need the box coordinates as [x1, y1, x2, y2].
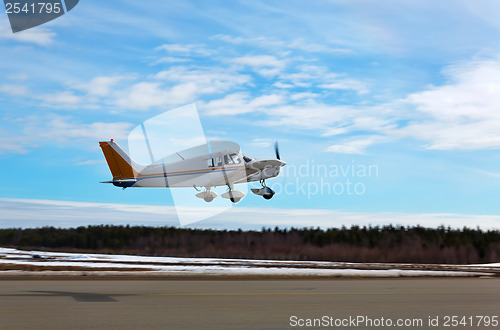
[99, 140, 143, 180]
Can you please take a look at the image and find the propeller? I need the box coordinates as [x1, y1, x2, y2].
[274, 141, 280, 160]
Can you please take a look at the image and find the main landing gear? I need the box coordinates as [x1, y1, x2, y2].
[195, 188, 218, 202]
[194, 186, 218, 202]
[221, 183, 245, 203]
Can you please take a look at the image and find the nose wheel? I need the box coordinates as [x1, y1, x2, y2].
[263, 191, 274, 199]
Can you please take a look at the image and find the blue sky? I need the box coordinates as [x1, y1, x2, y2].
[2, 0, 500, 229]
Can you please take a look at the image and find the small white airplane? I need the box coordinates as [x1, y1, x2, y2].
[99, 139, 286, 203]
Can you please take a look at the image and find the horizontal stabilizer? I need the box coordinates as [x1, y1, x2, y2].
[100, 178, 137, 188]
[100, 179, 137, 184]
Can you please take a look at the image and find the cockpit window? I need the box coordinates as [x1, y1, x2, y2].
[224, 154, 234, 165]
[214, 156, 222, 166]
[224, 153, 242, 165]
[231, 154, 241, 164]
[208, 156, 222, 167]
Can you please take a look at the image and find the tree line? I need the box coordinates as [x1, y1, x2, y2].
[0, 225, 499, 264]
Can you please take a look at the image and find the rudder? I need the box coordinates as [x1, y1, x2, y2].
[99, 140, 141, 180]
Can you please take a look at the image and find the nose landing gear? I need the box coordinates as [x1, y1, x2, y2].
[251, 180, 275, 200]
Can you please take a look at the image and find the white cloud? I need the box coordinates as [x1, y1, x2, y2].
[15, 66, 251, 111]
[248, 138, 273, 148]
[73, 75, 133, 97]
[473, 169, 500, 179]
[0, 115, 132, 154]
[114, 81, 198, 110]
[287, 38, 353, 54]
[155, 43, 211, 56]
[154, 67, 251, 94]
[325, 136, 383, 155]
[0, 20, 56, 46]
[203, 94, 389, 145]
[202, 93, 285, 116]
[40, 91, 82, 108]
[212, 34, 352, 54]
[273, 81, 294, 89]
[0, 84, 28, 96]
[211, 34, 280, 47]
[232, 55, 286, 77]
[73, 159, 105, 166]
[8, 39, 500, 154]
[0, 131, 30, 154]
[108, 66, 252, 111]
[201, 56, 500, 153]
[36, 117, 132, 142]
[401, 58, 500, 150]
[6, 73, 29, 81]
[274, 64, 369, 94]
[152, 57, 191, 65]
[290, 92, 320, 101]
[232, 55, 284, 67]
[319, 79, 369, 95]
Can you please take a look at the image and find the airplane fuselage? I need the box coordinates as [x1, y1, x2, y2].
[99, 140, 285, 202]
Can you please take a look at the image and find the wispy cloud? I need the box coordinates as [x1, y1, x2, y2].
[73, 159, 106, 166]
[319, 78, 369, 95]
[325, 136, 384, 155]
[211, 34, 352, 54]
[0, 115, 132, 154]
[0, 131, 31, 154]
[0, 84, 28, 96]
[201, 54, 500, 153]
[155, 43, 212, 56]
[4, 27, 500, 157]
[232, 55, 286, 77]
[151, 57, 191, 65]
[113, 81, 196, 111]
[202, 92, 285, 116]
[1, 198, 499, 230]
[0, 20, 56, 46]
[473, 169, 500, 179]
[72, 75, 134, 97]
[248, 138, 273, 148]
[40, 91, 82, 108]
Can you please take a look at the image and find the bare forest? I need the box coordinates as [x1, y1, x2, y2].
[1, 225, 499, 264]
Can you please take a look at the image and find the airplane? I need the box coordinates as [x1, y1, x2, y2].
[99, 139, 286, 203]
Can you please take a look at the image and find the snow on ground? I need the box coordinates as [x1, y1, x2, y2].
[0, 247, 498, 277]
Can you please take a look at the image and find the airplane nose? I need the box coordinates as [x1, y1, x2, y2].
[279, 160, 286, 167]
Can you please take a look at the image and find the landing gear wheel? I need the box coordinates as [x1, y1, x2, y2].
[263, 193, 274, 200]
[204, 197, 215, 202]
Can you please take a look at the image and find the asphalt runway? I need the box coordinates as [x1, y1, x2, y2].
[0, 278, 498, 329]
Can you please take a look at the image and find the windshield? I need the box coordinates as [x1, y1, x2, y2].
[242, 155, 253, 163]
